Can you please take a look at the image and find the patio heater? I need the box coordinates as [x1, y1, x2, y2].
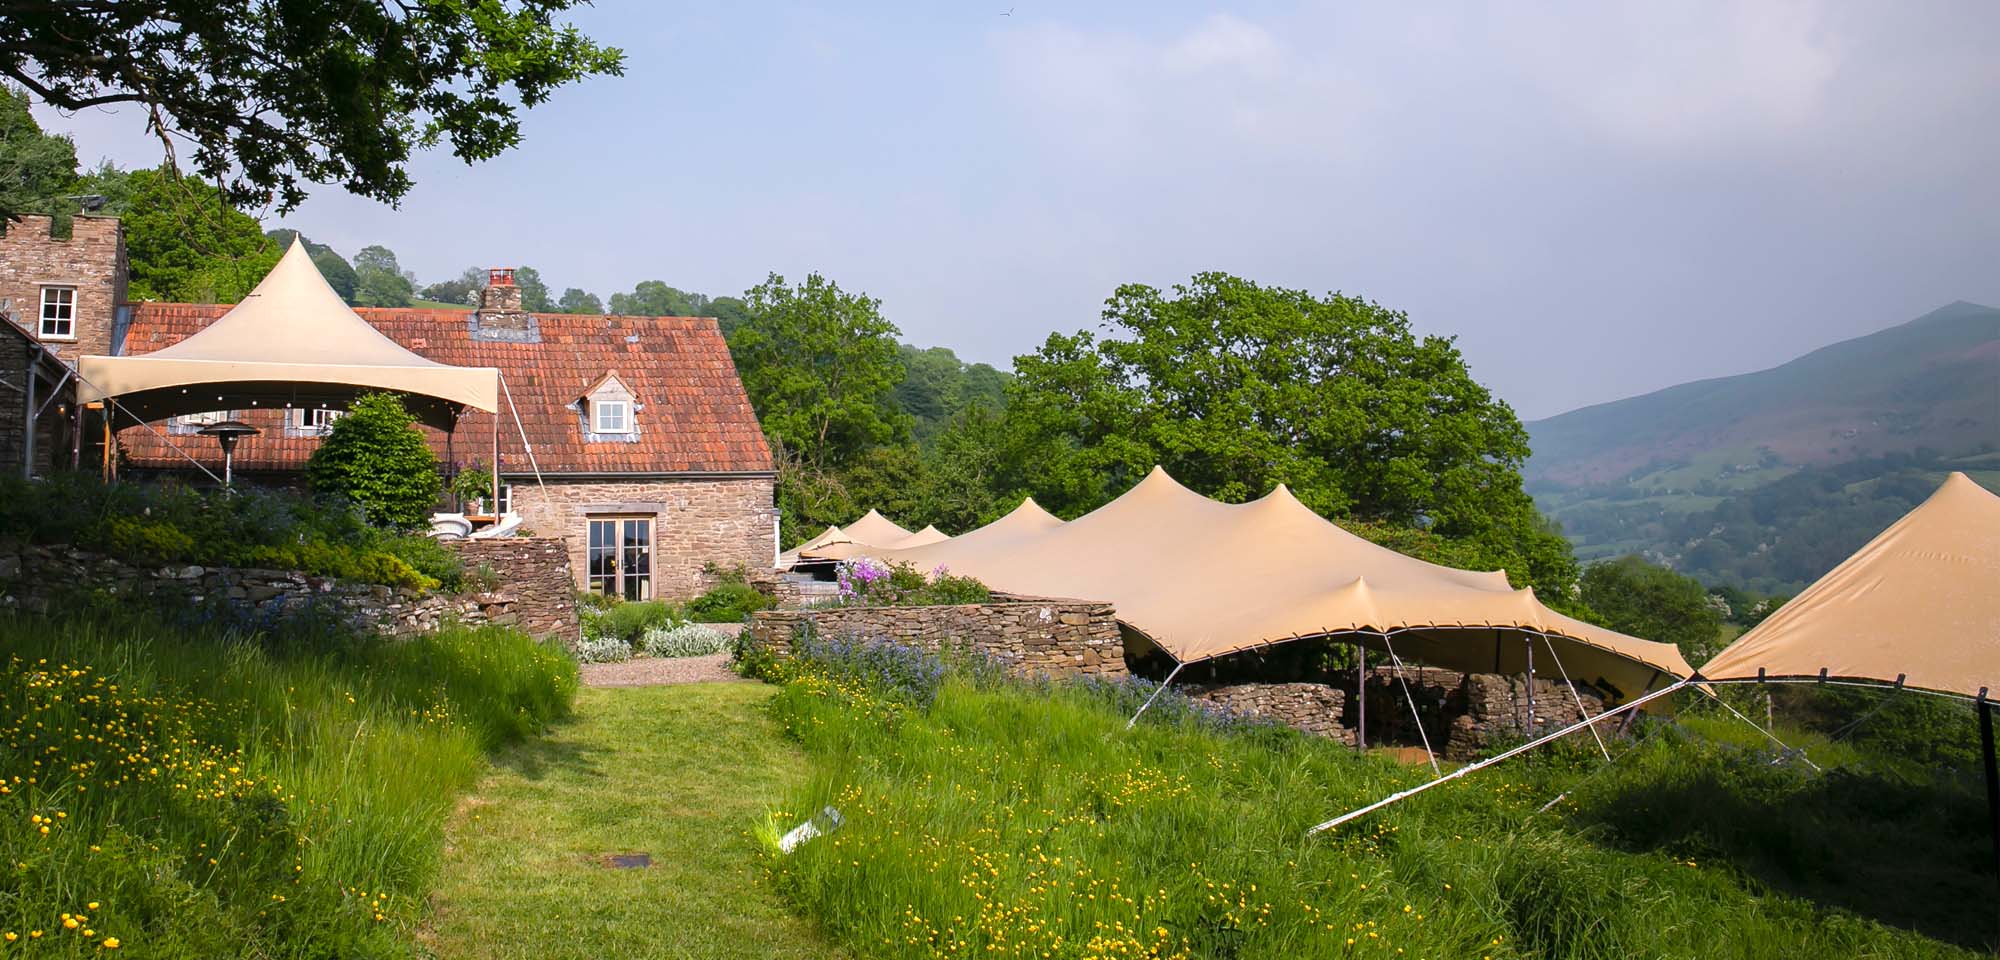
[196, 420, 260, 488]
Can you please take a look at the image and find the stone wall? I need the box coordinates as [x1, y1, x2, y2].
[0, 215, 126, 364]
[510, 476, 777, 600]
[744, 600, 1127, 678]
[1189, 683, 1352, 744]
[1, 333, 71, 477]
[1177, 667, 1610, 759]
[0, 537, 580, 642]
[445, 537, 579, 640]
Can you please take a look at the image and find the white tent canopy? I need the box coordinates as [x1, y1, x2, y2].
[78, 240, 499, 429]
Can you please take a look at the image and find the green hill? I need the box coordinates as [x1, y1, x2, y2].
[1525, 302, 2000, 590]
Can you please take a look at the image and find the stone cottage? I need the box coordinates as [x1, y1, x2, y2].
[1, 216, 778, 600]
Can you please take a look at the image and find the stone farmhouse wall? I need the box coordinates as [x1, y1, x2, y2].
[0, 537, 579, 642]
[0, 215, 127, 364]
[1189, 683, 1353, 745]
[511, 475, 777, 600]
[744, 600, 1127, 679]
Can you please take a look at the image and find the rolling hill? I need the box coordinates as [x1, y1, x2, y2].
[1525, 301, 2000, 591]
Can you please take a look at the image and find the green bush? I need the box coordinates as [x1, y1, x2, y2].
[0, 609, 575, 957]
[0, 473, 461, 591]
[303, 392, 442, 530]
[684, 581, 773, 622]
[602, 600, 679, 644]
[828, 558, 991, 607]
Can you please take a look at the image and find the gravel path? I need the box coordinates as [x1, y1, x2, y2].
[580, 652, 747, 687]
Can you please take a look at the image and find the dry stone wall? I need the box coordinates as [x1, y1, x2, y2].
[744, 600, 1127, 679]
[0, 537, 579, 642]
[1188, 683, 1352, 745]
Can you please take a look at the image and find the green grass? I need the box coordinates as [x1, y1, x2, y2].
[749, 641, 1993, 959]
[424, 683, 840, 960]
[0, 610, 577, 958]
[411, 298, 475, 312]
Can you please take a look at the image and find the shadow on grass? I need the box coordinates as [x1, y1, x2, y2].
[489, 714, 608, 783]
[1570, 748, 1998, 952]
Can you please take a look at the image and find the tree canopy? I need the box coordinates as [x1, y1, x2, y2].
[0, 1, 623, 217]
[97, 167, 279, 302]
[729, 272, 908, 474]
[556, 287, 603, 314]
[1579, 555, 1724, 662]
[0, 84, 76, 222]
[609, 281, 711, 318]
[352, 245, 415, 308]
[304, 393, 441, 530]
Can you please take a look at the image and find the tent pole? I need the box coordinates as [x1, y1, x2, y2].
[22, 344, 36, 479]
[1539, 633, 1611, 761]
[1307, 679, 1690, 835]
[490, 404, 500, 519]
[1980, 693, 1998, 890]
[1697, 686, 1822, 773]
[1126, 660, 1186, 730]
[1355, 645, 1367, 753]
[1524, 637, 1536, 739]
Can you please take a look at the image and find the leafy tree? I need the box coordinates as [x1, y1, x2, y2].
[352, 245, 415, 308]
[1579, 555, 1724, 662]
[556, 287, 603, 314]
[418, 266, 484, 306]
[609, 280, 710, 317]
[894, 344, 1010, 444]
[0, 84, 77, 222]
[304, 393, 441, 530]
[730, 272, 907, 473]
[0, 1, 622, 216]
[106, 167, 278, 302]
[515, 266, 553, 312]
[707, 295, 752, 336]
[985, 272, 1577, 596]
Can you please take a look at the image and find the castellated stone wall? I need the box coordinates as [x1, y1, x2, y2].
[0, 215, 126, 363]
[0, 538, 579, 642]
[743, 600, 1128, 679]
[508, 475, 777, 600]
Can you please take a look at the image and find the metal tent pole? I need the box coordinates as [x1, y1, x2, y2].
[1524, 637, 1536, 739]
[1355, 645, 1367, 752]
[1381, 632, 1441, 776]
[22, 345, 35, 479]
[1980, 690, 1998, 891]
[1126, 660, 1186, 729]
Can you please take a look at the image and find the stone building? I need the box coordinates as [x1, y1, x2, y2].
[2, 219, 778, 600]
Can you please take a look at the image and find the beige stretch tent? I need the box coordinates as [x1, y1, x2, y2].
[78, 240, 500, 430]
[835, 467, 1691, 703]
[1700, 472, 2000, 700]
[779, 510, 924, 569]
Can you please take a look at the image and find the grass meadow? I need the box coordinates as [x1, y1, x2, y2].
[0, 610, 576, 958]
[747, 639, 1995, 959]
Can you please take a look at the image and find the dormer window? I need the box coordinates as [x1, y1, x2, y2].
[592, 398, 631, 434]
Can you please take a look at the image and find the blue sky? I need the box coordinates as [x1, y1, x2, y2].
[34, 2, 2000, 419]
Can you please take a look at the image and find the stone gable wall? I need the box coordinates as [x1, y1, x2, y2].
[0, 537, 579, 642]
[0, 215, 126, 363]
[744, 600, 1127, 678]
[511, 476, 776, 600]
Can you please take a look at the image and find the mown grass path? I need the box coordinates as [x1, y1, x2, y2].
[423, 683, 840, 959]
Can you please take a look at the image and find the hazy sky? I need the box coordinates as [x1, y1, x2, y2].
[32, 2, 2000, 420]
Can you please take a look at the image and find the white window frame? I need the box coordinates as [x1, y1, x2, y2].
[170, 410, 237, 433]
[592, 398, 631, 434]
[292, 407, 345, 434]
[38, 286, 76, 341]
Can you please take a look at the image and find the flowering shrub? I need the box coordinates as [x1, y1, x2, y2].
[638, 622, 733, 658]
[826, 559, 991, 608]
[573, 634, 633, 664]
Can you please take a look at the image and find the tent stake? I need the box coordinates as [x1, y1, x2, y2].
[1980, 692, 1998, 893]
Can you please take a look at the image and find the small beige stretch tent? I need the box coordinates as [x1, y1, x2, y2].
[839, 467, 1692, 702]
[779, 511, 933, 569]
[78, 240, 500, 429]
[1701, 472, 2000, 701]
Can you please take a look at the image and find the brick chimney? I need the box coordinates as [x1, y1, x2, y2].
[471, 266, 539, 341]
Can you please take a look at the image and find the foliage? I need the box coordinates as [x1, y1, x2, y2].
[685, 567, 775, 623]
[0, 472, 461, 591]
[304, 393, 442, 530]
[0, 0, 622, 214]
[264, 229, 357, 301]
[894, 343, 1010, 445]
[825, 558, 991, 608]
[0, 84, 77, 222]
[556, 287, 604, 314]
[573, 635, 633, 664]
[350, 245, 416, 308]
[730, 272, 909, 473]
[419, 266, 486, 307]
[450, 464, 494, 508]
[748, 640, 1992, 958]
[638, 622, 734, 659]
[0, 608, 575, 958]
[87, 165, 280, 302]
[514, 265, 553, 312]
[609, 280, 713, 318]
[1580, 555, 1726, 661]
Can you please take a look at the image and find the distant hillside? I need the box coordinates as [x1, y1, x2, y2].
[1525, 302, 2000, 591]
[1528, 301, 1999, 487]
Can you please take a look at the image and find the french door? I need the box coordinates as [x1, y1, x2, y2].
[587, 517, 653, 601]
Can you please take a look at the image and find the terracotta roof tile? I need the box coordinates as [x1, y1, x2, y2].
[115, 307, 774, 476]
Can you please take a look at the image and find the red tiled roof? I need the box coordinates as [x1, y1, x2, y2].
[115, 306, 774, 475]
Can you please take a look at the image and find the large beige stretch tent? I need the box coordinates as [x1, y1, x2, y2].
[1700, 472, 1999, 700]
[78, 240, 500, 430]
[779, 510, 930, 569]
[829, 467, 1692, 703]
